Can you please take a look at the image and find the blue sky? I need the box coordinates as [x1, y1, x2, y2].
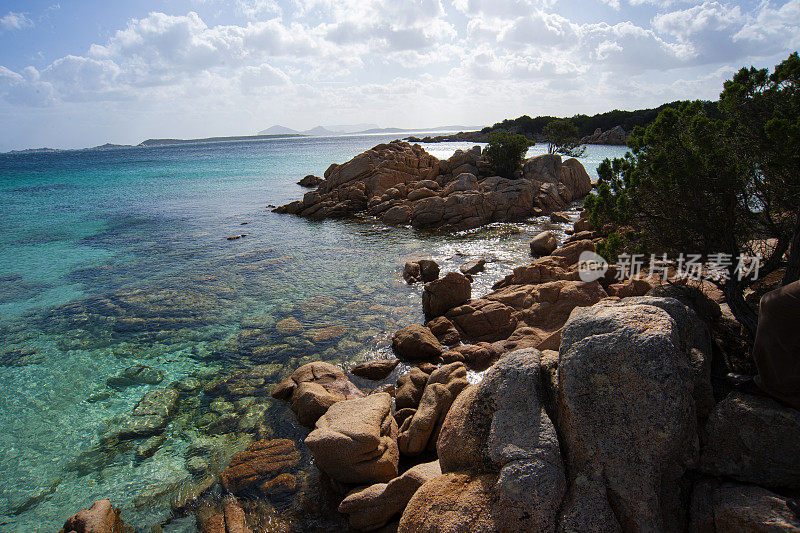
[0, 0, 797, 150]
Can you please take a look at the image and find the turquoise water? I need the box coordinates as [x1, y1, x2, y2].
[0, 136, 628, 531]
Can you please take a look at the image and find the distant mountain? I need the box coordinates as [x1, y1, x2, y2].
[302, 126, 337, 136]
[258, 125, 300, 135]
[258, 124, 483, 137]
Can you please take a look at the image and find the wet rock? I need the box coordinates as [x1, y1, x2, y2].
[700, 392, 800, 489]
[459, 258, 486, 276]
[351, 359, 401, 381]
[259, 472, 297, 495]
[391, 325, 443, 360]
[59, 499, 133, 533]
[557, 300, 699, 531]
[201, 498, 253, 533]
[187, 455, 212, 476]
[106, 364, 164, 389]
[445, 299, 517, 343]
[550, 211, 571, 223]
[208, 364, 281, 397]
[422, 272, 471, 318]
[135, 434, 166, 460]
[306, 325, 347, 343]
[305, 393, 399, 484]
[220, 439, 300, 493]
[402, 259, 439, 284]
[398, 362, 469, 455]
[339, 460, 442, 531]
[117, 388, 179, 439]
[426, 316, 460, 346]
[275, 317, 303, 335]
[530, 230, 557, 256]
[690, 480, 800, 532]
[226, 234, 247, 241]
[298, 174, 323, 187]
[395, 368, 430, 410]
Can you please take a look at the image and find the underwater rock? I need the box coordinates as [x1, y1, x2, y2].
[106, 364, 164, 389]
[116, 388, 179, 439]
[220, 439, 301, 494]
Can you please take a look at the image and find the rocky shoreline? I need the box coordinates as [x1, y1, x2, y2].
[57, 146, 799, 532]
[274, 140, 593, 230]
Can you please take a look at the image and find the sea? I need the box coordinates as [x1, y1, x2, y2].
[0, 134, 628, 531]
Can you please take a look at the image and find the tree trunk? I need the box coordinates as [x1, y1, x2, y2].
[782, 209, 800, 285]
[723, 277, 758, 338]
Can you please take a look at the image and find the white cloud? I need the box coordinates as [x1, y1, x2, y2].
[0, 11, 33, 32]
[1, 1, 798, 150]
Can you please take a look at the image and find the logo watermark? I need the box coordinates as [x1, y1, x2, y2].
[577, 252, 762, 283]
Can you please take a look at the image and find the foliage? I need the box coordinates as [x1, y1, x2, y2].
[480, 100, 719, 138]
[543, 119, 586, 157]
[583, 53, 800, 335]
[484, 131, 531, 179]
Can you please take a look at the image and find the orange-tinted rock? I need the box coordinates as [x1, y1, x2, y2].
[426, 316, 461, 346]
[220, 439, 300, 493]
[60, 499, 132, 533]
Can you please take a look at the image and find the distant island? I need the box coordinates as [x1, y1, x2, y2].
[138, 133, 307, 147]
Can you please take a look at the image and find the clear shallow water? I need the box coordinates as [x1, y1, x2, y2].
[0, 136, 628, 531]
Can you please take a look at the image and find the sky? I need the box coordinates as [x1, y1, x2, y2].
[0, 0, 798, 150]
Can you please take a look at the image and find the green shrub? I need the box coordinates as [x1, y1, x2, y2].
[485, 131, 531, 179]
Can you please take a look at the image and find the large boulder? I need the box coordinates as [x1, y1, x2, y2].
[320, 141, 439, 198]
[690, 480, 800, 532]
[422, 272, 471, 318]
[338, 460, 442, 531]
[219, 439, 300, 493]
[402, 349, 566, 532]
[559, 158, 592, 201]
[392, 325, 444, 360]
[486, 279, 608, 339]
[398, 362, 469, 455]
[271, 362, 365, 427]
[305, 393, 399, 484]
[700, 392, 800, 490]
[530, 230, 558, 256]
[60, 500, 133, 533]
[556, 299, 700, 531]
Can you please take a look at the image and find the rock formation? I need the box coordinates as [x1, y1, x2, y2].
[274, 141, 593, 230]
[271, 362, 364, 427]
[305, 393, 399, 484]
[580, 125, 629, 145]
